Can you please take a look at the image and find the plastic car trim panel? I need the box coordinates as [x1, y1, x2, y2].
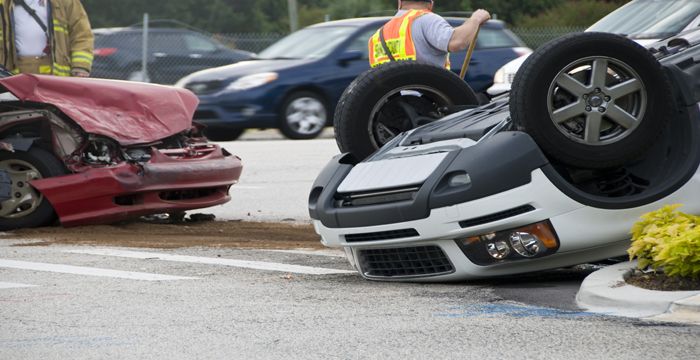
[309, 131, 549, 228]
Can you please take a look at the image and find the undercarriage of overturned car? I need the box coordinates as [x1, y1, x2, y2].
[310, 31, 700, 281]
[0, 74, 242, 230]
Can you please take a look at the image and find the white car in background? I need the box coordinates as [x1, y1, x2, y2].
[487, 0, 700, 95]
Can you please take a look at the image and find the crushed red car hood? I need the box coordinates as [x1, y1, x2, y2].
[0, 74, 198, 145]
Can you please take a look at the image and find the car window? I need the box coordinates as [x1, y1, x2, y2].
[95, 33, 141, 49]
[258, 26, 357, 60]
[183, 34, 219, 52]
[150, 33, 187, 53]
[475, 28, 519, 49]
[345, 28, 377, 59]
[588, 0, 700, 39]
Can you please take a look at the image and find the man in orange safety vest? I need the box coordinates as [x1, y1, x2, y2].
[369, 0, 490, 69]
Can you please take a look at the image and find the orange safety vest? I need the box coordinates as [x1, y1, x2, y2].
[368, 9, 449, 68]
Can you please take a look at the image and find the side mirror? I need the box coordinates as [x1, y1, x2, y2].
[337, 50, 363, 65]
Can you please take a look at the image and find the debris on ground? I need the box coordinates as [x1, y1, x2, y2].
[187, 213, 217, 222]
[4, 220, 323, 250]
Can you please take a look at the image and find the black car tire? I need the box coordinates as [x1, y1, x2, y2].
[334, 61, 478, 160]
[203, 128, 245, 142]
[278, 91, 328, 140]
[0, 147, 67, 230]
[510, 32, 675, 169]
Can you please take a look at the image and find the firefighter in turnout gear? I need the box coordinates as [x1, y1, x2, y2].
[0, 0, 94, 77]
[369, 0, 490, 68]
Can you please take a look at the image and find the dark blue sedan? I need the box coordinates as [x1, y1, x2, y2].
[175, 17, 530, 140]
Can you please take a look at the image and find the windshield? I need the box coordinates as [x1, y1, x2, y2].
[258, 26, 357, 60]
[588, 0, 700, 39]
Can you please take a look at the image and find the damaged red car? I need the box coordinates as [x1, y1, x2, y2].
[0, 71, 242, 229]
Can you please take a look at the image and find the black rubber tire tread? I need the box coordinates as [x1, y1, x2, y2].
[278, 91, 328, 140]
[203, 128, 245, 142]
[0, 147, 67, 230]
[510, 32, 675, 169]
[334, 61, 478, 160]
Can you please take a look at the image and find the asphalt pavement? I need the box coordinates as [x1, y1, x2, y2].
[2, 133, 699, 359]
[218, 130, 700, 326]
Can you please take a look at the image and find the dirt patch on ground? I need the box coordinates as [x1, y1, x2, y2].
[3, 220, 325, 250]
[626, 270, 700, 291]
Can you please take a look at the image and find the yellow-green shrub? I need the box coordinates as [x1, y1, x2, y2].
[628, 205, 700, 278]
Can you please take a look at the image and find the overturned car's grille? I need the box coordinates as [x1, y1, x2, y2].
[336, 187, 418, 207]
[345, 228, 419, 242]
[358, 246, 454, 278]
[459, 205, 536, 228]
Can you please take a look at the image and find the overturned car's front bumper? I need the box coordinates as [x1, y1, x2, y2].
[31, 145, 242, 227]
[308, 131, 700, 281]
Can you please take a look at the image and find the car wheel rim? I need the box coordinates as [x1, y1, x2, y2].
[285, 97, 326, 136]
[368, 85, 451, 149]
[546, 56, 647, 146]
[0, 159, 43, 219]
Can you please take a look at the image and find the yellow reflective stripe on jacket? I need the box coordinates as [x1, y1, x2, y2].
[53, 19, 68, 34]
[71, 50, 93, 64]
[52, 63, 71, 76]
[39, 65, 53, 74]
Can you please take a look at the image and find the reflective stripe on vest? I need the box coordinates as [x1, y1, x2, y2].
[368, 9, 450, 69]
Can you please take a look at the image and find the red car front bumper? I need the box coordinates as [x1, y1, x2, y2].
[31, 145, 242, 227]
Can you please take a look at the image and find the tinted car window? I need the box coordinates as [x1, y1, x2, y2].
[259, 26, 357, 59]
[95, 33, 141, 49]
[475, 28, 520, 49]
[345, 28, 377, 59]
[150, 33, 187, 53]
[184, 34, 219, 52]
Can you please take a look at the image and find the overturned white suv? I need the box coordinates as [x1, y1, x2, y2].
[309, 31, 700, 281]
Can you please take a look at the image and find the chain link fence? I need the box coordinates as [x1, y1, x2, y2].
[90, 26, 584, 85]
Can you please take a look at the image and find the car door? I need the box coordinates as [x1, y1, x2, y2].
[149, 32, 191, 84]
[323, 27, 375, 109]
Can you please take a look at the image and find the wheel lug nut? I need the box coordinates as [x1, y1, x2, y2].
[604, 96, 611, 102]
[17, 181, 23, 187]
[585, 106, 592, 112]
[598, 107, 606, 112]
[595, 88, 601, 93]
[583, 94, 589, 99]
[14, 192, 21, 198]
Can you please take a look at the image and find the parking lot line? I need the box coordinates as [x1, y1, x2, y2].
[0, 281, 37, 289]
[66, 249, 355, 275]
[0, 259, 197, 281]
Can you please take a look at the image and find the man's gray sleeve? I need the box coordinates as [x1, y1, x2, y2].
[414, 13, 454, 52]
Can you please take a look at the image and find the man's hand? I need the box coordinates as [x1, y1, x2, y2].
[71, 68, 90, 77]
[470, 9, 491, 25]
[448, 9, 492, 52]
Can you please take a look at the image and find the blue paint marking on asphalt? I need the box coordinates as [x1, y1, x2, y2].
[0, 336, 135, 349]
[435, 303, 600, 319]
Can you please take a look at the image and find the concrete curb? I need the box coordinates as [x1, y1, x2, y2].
[576, 261, 700, 324]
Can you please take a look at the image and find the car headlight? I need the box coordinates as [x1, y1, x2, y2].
[493, 67, 505, 84]
[226, 72, 278, 91]
[456, 220, 560, 265]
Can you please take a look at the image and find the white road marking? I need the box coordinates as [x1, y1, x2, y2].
[66, 249, 355, 275]
[0, 259, 197, 281]
[262, 249, 347, 258]
[0, 281, 37, 289]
